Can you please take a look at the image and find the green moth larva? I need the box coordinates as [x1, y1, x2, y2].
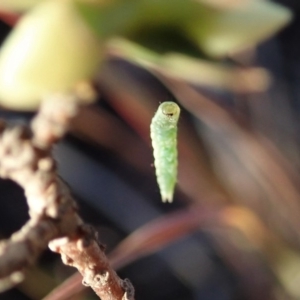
[150, 101, 180, 203]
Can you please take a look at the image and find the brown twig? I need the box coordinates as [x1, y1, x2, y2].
[0, 93, 133, 300]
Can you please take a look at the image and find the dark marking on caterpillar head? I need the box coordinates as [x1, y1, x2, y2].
[160, 102, 180, 122]
[161, 102, 178, 116]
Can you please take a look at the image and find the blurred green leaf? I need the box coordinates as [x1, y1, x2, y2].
[75, 0, 292, 57]
[0, 0, 102, 110]
[186, 0, 293, 57]
[107, 38, 271, 93]
[74, 0, 204, 40]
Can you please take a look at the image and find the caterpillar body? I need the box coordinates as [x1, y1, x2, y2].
[150, 101, 180, 203]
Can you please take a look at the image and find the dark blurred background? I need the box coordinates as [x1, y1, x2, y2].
[1, 1, 300, 299]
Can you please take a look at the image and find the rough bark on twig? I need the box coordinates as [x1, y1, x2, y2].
[0, 93, 134, 300]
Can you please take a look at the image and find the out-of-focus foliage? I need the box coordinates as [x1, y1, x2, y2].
[0, 0, 102, 110]
[0, 0, 292, 110]
[107, 38, 271, 92]
[75, 0, 292, 56]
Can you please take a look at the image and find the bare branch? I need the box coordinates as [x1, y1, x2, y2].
[49, 225, 134, 300]
[0, 93, 133, 299]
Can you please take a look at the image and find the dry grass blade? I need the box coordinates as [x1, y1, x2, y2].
[108, 207, 208, 269]
[42, 274, 84, 300]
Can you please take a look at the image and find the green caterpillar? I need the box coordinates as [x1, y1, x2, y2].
[150, 101, 180, 202]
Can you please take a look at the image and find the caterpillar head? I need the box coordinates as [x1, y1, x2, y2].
[160, 102, 180, 124]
